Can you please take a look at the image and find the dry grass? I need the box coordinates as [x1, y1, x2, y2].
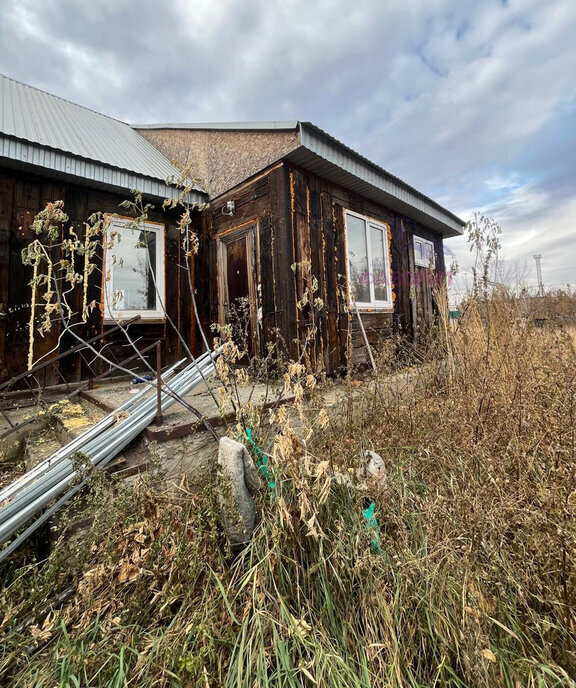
[0, 295, 575, 687]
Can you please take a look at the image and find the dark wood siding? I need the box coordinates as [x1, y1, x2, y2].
[402, 217, 447, 343]
[286, 164, 435, 370]
[0, 167, 197, 384]
[204, 161, 447, 374]
[199, 164, 297, 361]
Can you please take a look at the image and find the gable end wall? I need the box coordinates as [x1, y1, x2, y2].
[136, 128, 299, 198]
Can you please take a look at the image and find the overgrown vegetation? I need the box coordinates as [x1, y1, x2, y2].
[1, 290, 575, 687]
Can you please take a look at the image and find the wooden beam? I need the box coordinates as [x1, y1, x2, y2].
[144, 395, 295, 442]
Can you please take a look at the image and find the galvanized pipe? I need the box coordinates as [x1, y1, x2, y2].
[0, 355, 217, 548]
[0, 353, 217, 538]
[0, 359, 186, 505]
[1, 355, 213, 503]
[0, 350, 220, 556]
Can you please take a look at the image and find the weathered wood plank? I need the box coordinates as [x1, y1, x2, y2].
[0, 174, 14, 381]
[308, 179, 328, 372]
[320, 193, 341, 372]
[269, 164, 296, 358]
[258, 215, 275, 348]
[1, 168, 193, 383]
[7, 178, 42, 381]
[164, 223, 181, 361]
[333, 202, 349, 372]
[291, 168, 314, 364]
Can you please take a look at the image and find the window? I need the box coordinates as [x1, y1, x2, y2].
[345, 210, 393, 308]
[103, 217, 165, 321]
[413, 236, 435, 268]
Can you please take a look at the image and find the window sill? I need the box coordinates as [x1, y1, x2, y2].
[351, 305, 394, 314]
[103, 317, 166, 325]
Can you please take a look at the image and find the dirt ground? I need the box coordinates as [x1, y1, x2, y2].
[1, 373, 284, 494]
[1, 363, 428, 495]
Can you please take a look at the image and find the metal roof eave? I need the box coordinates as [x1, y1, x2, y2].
[0, 74, 203, 187]
[0, 135, 207, 206]
[297, 122, 464, 238]
[128, 119, 464, 234]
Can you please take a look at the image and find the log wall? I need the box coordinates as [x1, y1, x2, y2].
[0, 167, 196, 384]
[203, 162, 447, 373]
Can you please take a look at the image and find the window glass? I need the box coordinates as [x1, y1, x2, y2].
[423, 242, 433, 266]
[415, 240, 423, 261]
[346, 214, 370, 303]
[104, 218, 165, 321]
[346, 210, 393, 307]
[111, 226, 157, 311]
[370, 225, 388, 302]
[414, 236, 435, 268]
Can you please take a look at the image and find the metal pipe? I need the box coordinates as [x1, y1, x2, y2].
[155, 341, 163, 427]
[0, 357, 214, 533]
[0, 358, 186, 504]
[0, 350, 219, 552]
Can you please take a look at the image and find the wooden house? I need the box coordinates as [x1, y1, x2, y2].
[0, 75, 464, 385]
[0, 75, 206, 384]
[136, 122, 465, 371]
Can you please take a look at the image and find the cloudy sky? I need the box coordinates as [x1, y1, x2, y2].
[1, 0, 575, 295]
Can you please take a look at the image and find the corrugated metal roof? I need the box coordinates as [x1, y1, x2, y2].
[286, 146, 461, 237]
[0, 74, 206, 202]
[0, 135, 196, 202]
[298, 123, 464, 237]
[132, 119, 464, 236]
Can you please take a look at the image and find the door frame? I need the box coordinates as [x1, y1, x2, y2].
[216, 222, 259, 355]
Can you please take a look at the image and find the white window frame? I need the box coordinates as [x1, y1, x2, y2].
[344, 209, 393, 309]
[413, 235, 436, 268]
[103, 216, 166, 322]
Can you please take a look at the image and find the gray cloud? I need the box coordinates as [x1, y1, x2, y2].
[1, 0, 575, 293]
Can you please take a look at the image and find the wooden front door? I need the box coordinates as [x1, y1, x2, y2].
[410, 235, 440, 342]
[217, 226, 259, 357]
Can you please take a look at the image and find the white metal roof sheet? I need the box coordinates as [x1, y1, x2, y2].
[297, 123, 464, 237]
[0, 74, 205, 199]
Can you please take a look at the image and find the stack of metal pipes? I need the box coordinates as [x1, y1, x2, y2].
[0, 349, 219, 564]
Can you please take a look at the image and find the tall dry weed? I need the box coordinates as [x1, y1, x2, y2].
[1, 296, 575, 687]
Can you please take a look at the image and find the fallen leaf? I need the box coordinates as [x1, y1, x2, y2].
[30, 625, 52, 642]
[118, 561, 140, 584]
[481, 648, 497, 663]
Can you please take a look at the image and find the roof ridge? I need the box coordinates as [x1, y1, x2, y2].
[0, 72, 129, 127]
[131, 120, 299, 130]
